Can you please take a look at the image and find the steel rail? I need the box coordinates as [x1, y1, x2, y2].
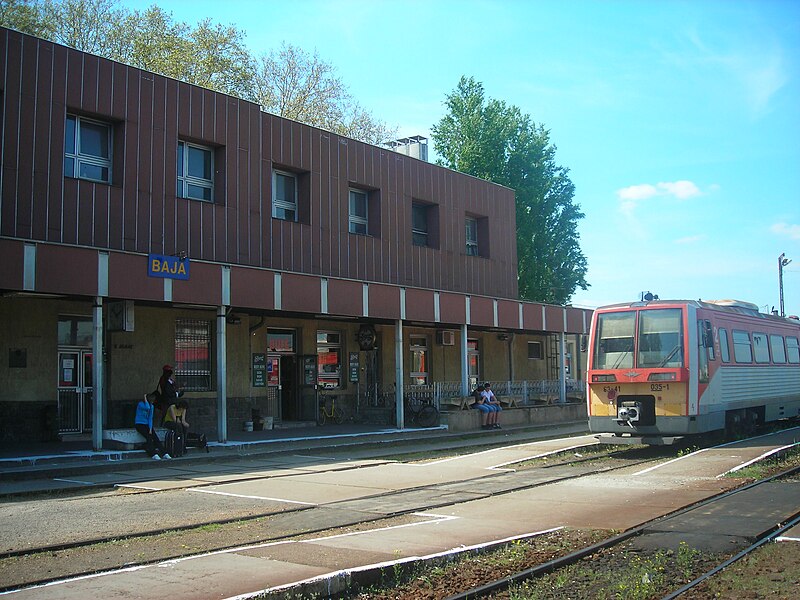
[443, 462, 800, 600]
[661, 511, 800, 600]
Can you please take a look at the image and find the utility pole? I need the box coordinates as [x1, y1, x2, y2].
[778, 253, 791, 317]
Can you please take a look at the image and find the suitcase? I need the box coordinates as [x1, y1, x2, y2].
[186, 432, 209, 453]
[164, 429, 185, 457]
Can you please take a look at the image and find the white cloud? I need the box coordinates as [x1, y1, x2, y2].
[616, 180, 704, 216]
[674, 235, 705, 245]
[771, 222, 800, 240]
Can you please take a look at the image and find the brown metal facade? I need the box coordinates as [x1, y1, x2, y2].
[0, 28, 519, 300]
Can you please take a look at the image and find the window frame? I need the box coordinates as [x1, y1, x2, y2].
[412, 202, 429, 247]
[174, 318, 212, 392]
[409, 335, 428, 384]
[786, 337, 800, 364]
[732, 329, 753, 363]
[177, 140, 214, 202]
[64, 114, 112, 184]
[718, 328, 730, 363]
[317, 331, 343, 389]
[465, 217, 479, 256]
[348, 188, 369, 235]
[769, 335, 786, 364]
[752, 332, 770, 364]
[272, 169, 299, 222]
[527, 341, 543, 360]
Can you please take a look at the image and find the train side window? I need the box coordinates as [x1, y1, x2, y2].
[718, 328, 730, 363]
[752, 333, 770, 363]
[732, 330, 752, 363]
[769, 335, 786, 364]
[703, 320, 715, 360]
[787, 337, 800, 364]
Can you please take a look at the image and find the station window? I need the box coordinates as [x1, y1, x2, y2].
[412, 203, 429, 247]
[718, 328, 730, 363]
[317, 331, 342, 389]
[527, 341, 543, 359]
[466, 217, 479, 256]
[732, 330, 753, 363]
[64, 114, 112, 183]
[769, 335, 786, 364]
[272, 170, 298, 221]
[409, 336, 428, 384]
[177, 141, 214, 202]
[752, 333, 770, 363]
[348, 189, 368, 235]
[175, 319, 212, 391]
[787, 337, 800, 364]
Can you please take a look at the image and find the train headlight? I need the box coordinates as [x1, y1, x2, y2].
[648, 372, 676, 381]
[618, 406, 639, 421]
[592, 374, 617, 382]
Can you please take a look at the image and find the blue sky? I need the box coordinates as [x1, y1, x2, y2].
[124, 0, 800, 313]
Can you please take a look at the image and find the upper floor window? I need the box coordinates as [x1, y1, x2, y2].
[412, 202, 429, 247]
[349, 189, 368, 235]
[528, 341, 543, 359]
[466, 217, 479, 256]
[64, 115, 112, 183]
[273, 170, 297, 221]
[177, 141, 213, 202]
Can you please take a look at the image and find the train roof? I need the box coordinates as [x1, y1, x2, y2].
[595, 299, 800, 325]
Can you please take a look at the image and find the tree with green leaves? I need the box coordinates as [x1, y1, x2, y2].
[252, 43, 395, 145]
[432, 76, 588, 305]
[0, 0, 393, 144]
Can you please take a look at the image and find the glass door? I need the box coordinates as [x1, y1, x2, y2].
[57, 350, 93, 433]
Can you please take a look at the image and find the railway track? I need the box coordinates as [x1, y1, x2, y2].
[0, 440, 685, 592]
[441, 462, 800, 600]
[2, 429, 797, 597]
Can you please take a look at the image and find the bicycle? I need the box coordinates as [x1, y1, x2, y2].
[403, 395, 440, 428]
[317, 396, 345, 425]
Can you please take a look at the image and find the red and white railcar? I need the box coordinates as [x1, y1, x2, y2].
[587, 299, 800, 444]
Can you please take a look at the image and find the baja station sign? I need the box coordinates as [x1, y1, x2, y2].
[147, 254, 190, 280]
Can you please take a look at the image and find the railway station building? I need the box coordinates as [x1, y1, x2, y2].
[0, 28, 592, 449]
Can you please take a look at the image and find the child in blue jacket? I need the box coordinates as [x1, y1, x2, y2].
[134, 393, 171, 460]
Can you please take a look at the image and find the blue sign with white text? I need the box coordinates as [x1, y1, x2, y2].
[147, 254, 190, 280]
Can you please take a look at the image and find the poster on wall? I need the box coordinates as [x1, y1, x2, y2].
[267, 357, 279, 386]
[252, 353, 266, 387]
[349, 352, 359, 382]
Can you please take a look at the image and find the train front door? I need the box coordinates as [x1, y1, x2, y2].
[57, 350, 93, 434]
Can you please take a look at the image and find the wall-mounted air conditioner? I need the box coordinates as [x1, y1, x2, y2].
[437, 330, 455, 346]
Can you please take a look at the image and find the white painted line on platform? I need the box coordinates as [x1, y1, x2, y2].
[631, 448, 710, 476]
[114, 483, 162, 491]
[776, 536, 800, 542]
[222, 525, 566, 600]
[490, 442, 596, 470]
[52, 478, 96, 485]
[718, 441, 800, 477]
[186, 487, 317, 505]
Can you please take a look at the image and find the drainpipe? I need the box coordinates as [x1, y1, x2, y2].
[559, 331, 567, 404]
[395, 320, 404, 429]
[92, 296, 104, 451]
[460, 324, 469, 397]
[217, 306, 227, 442]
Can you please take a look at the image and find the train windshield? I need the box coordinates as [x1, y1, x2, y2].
[593, 308, 684, 370]
[638, 309, 683, 368]
[594, 311, 635, 369]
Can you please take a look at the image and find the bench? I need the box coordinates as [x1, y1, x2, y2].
[103, 428, 169, 450]
[439, 395, 523, 411]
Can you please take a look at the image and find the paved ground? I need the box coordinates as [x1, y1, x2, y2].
[2, 425, 799, 599]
